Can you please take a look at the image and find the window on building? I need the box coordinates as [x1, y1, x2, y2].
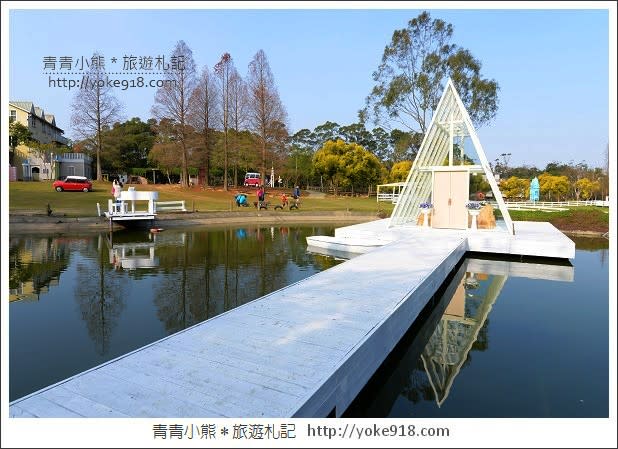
[9, 110, 16, 123]
[31, 115, 36, 128]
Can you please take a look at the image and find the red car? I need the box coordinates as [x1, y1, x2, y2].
[53, 176, 93, 192]
[243, 172, 261, 187]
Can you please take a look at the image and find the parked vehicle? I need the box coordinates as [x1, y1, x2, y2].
[53, 176, 93, 192]
[243, 172, 261, 187]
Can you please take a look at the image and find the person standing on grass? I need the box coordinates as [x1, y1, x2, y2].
[112, 179, 122, 202]
[256, 185, 265, 206]
[292, 185, 300, 206]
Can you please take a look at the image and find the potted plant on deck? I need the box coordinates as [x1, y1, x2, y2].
[465, 201, 483, 230]
[419, 202, 433, 227]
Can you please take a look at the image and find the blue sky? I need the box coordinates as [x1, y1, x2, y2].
[6, 4, 613, 169]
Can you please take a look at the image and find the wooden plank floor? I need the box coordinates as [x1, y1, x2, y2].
[9, 233, 467, 418]
[334, 219, 575, 259]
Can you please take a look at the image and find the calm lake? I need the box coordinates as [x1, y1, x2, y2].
[8, 225, 609, 417]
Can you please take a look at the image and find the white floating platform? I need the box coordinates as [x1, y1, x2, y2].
[328, 219, 575, 259]
[105, 213, 156, 222]
[306, 235, 396, 255]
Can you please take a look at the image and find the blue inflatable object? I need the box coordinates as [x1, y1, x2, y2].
[530, 177, 540, 202]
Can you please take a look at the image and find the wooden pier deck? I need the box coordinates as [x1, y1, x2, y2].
[10, 233, 468, 418]
[333, 219, 575, 259]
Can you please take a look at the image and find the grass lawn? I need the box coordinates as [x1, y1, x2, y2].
[8, 180, 395, 217]
[8, 181, 607, 233]
[506, 207, 609, 233]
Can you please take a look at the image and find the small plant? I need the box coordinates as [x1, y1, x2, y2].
[465, 201, 483, 210]
[419, 202, 433, 209]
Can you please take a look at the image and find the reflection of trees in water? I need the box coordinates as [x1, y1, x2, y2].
[74, 239, 126, 355]
[599, 247, 608, 266]
[152, 226, 342, 334]
[567, 237, 609, 266]
[569, 237, 609, 252]
[9, 237, 70, 300]
[400, 361, 435, 404]
[471, 319, 489, 351]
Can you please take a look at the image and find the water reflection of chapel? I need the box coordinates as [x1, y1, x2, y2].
[344, 256, 574, 416]
[422, 258, 573, 407]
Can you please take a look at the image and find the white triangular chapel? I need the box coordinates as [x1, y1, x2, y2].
[389, 79, 514, 234]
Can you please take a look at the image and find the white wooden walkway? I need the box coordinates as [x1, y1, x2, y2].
[9, 233, 467, 418]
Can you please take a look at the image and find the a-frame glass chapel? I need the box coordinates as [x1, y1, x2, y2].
[388, 79, 514, 235]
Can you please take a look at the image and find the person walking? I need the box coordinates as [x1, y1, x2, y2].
[292, 185, 300, 205]
[256, 185, 265, 208]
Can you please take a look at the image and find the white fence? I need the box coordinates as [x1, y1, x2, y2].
[377, 193, 400, 203]
[377, 194, 609, 210]
[154, 200, 187, 212]
[377, 196, 608, 208]
[503, 200, 609, 209]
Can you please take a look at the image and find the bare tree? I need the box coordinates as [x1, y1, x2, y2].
[247, 49, 288, 182]
[71, 52, 122, 181]
[152, 40, 197, 187]
[214, 53, 234, 190]
[189, 66, 220, 187]
[229, 68, 248, 186]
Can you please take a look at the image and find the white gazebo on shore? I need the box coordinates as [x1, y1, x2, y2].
[101, 187, 159, 223]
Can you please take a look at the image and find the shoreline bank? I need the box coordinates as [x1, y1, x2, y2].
[7, 210, 380, 234]
[7, 211, 608, 238]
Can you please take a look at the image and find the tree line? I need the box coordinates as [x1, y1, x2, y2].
[70, 43, 288, 189]
[65, 114, 422, 192]
[497, 160, 609, 202]
[34, 11, 604, 199]
[60, 11, 503, 193]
